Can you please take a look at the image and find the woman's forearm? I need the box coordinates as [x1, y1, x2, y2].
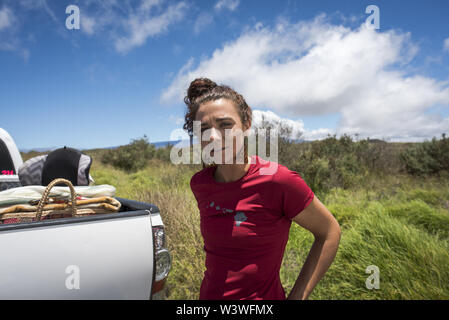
[286, 227, 341, 300]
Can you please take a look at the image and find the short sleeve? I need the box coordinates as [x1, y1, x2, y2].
[274, 166, 315, 219]
[190, 173, 199, 202]
[189, 173, 196, 190]
[190, 170, 206, 205]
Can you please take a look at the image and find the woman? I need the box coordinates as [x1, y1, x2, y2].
[184, 77, 341, 300]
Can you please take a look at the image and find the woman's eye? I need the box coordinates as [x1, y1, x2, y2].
[201, 124, 230, 132]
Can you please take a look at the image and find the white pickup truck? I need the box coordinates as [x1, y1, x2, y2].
[0, 197, 171, 300]
[0, 128, 172, 300]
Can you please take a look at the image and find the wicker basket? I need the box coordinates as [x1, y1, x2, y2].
[0, 178, 121, 224]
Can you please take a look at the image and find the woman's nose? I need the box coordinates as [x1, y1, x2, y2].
[209, 127, 222, 141]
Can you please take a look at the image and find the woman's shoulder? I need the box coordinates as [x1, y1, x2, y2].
[252, 155, 290, 180]
[190, 166, 213, 188]
[258, 158, 306, 187]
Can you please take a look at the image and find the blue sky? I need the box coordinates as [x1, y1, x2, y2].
[1, 0, 449, 150]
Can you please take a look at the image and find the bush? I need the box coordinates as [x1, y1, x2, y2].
[400, 134, 449, 175]
[154, 144, 174, 162]
[297, 154, 332, 193]
[291, 134, 374, 193]
[101, 135, 156, 172]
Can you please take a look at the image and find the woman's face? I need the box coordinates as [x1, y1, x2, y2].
[195, 98, 249, 165]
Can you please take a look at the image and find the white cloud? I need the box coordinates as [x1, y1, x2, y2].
[302, 128, 334, 141]
[169, 114, 185, 125]
[214, 0, 240, 12]
[161, 15, 449, 142]
[114, 1, 187, 53]
[252, 109, 333, 141]
[19, 0, 58, 23]
[0, 40, 30, 61]
[0, 6, 14, 30]
[0, 6, 29, 61]
[18, 0, 71, 44]
[2, 1, 188, 58]
[81, 14, 96, 35]
[141, 0, 163, 12]
[78, 1, 123, 36]
[194, 12, 213, 34]
[444, 37, 449, 53]
[194, 0, 237, 34]
[75, 0, 187, 53]
[252, 109, 305, 139]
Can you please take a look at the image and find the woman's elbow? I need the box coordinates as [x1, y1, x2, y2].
[316, 220, 341, 242]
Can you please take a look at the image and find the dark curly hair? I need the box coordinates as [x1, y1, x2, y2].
[183, 77, 253, 168]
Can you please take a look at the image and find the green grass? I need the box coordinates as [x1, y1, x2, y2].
[281, 198, 449, 299]
[87, 155, 449, 300]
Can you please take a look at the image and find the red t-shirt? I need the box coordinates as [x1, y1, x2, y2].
[190, 154, 315, 300]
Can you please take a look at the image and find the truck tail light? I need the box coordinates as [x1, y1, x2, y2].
[155, 248, 171, 281]
[152, 225, 171, 299]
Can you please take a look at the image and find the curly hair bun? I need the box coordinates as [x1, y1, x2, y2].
[185, 78, 217, 105]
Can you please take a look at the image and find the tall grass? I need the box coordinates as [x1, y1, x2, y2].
[281, 183, 449, 299]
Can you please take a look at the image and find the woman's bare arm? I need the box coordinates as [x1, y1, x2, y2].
[286, 196, 341, 300]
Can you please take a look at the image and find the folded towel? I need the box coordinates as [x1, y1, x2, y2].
[0, 184, 116, 208]
[0, 196, 121, 214]
[0, 196, 122, 223]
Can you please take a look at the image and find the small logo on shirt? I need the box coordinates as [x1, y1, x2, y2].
[234, 211, 247, 226]
[206, 201, 246, 226]
[206, 201, 234, 214]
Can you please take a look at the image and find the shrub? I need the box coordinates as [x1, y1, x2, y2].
[400, 134, 449, 175]
[299, 155, 332, 193]
[291, 134, 373, 193]
[101, 135, 156, 172]
[154, 144, 174, 162]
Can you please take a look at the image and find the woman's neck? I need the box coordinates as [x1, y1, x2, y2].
[213, 155, 251, 183]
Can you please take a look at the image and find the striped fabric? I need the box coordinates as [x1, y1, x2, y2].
[78, 154, 91, 186]
[18, 150, 93, 187]
[18, 155, 47, 186]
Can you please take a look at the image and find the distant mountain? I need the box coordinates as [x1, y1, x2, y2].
[19, 140, 189, 153]
[19, 146, 59, 153]
[95, 139, 192, 150]
[19, 138, 310, 153]
[152, 139, 190, 148]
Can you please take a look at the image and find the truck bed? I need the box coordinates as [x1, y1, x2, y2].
[0, 197, 159, 299]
